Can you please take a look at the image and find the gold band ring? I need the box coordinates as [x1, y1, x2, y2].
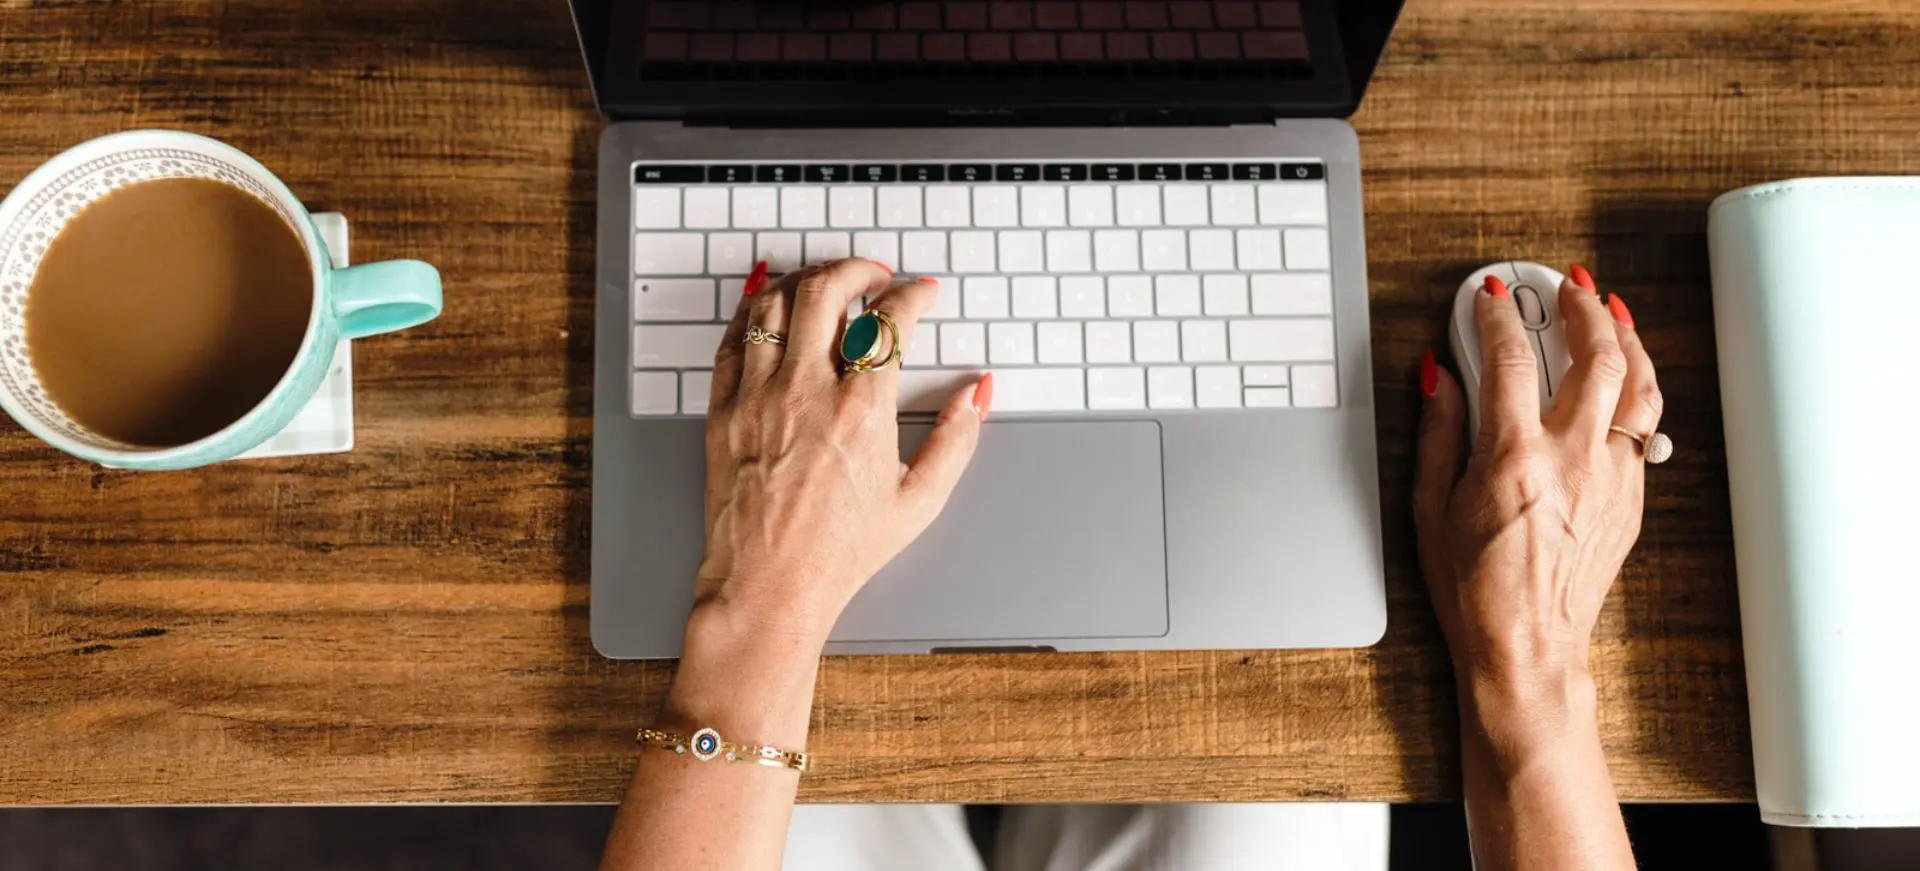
[1608, 425, 1673, 465]
[743, 325, 787, 346]
[839, 309, 902, 373]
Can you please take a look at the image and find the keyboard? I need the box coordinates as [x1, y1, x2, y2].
[628, 159, 1339, 416]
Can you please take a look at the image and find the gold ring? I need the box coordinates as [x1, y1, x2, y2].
[1608, 425, 1673, 465]
[743, 325, 786, 346]
[839, 309, 902, 373]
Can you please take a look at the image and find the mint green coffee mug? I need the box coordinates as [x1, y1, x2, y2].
[0, 130, 442, 470]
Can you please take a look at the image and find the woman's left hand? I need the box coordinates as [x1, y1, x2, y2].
[695, 259, 991, 643]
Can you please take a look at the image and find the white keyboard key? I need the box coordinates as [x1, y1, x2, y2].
[1284, 228, 1332, 271]
[974, 187, 1019, 227]
[1037, 321, 1084, 364]
[1108, 276, 1154, 317]
[1046, 230, 1093, 272]
[634, 233, 707, 275]
[1181, 320, 1227, 362]
[1203, 274, 1251, 316]
[924, 277, 961, 319]
[633, 324, 726, 368]
[755, 232, 803, 274]
[902, 329, 939, 367]
[1085, 321, 1132, 364]
[878, 186, 924, 228]
[830, 186, 876, 228]
[901, 232, 947, 272]
[1141, 229, 1187, 271]
[950, 231, 997, 273]
[989, 321, 1036, 365]
[898, 369, 980, 413]
[683, 187, 729, 229]
[1228, 319, 1336, 362]
[1012, 277, 1057, 319]
[1190, 229, 1236, 271]
[1211, 185, 1257, 226]
[718, 278, 746, 319]
[633, 278, 715, 322]
[681, 371, 713, 415]
[1163, 184, 1210, 225]
[1087, 367, 1147, 409]
[1196, 366, 1242, 408]
[1021, 185, 1067, 227]
[634, 187, 681, 229]
[781, 186, 827, 228]
[963, 277, 1011, 319]
[1156, 274, 1201, 316]
[999, 231, 1044, 272]
[1060, 276, 1105, 318]
[1252, 273, 1334, 315]
[1258, 182, 1329, 225]
[1094, 229, 1140, 272]
[1116, 185, 1161, 226]
[993, 368, 1087, 412]
[733, 187, 778, 229]
[1148, 366, 1194, 409]
[853, 231, 900, 268]
[926, 185, 971, 227]
[1246, 387, 1292, 408]
[631, 371, 678, 415]
[1291, 364, 1338, 407]
[1236, 229, 1284, 270]
[707, 232, 755, 275]
[1069, 185, 1115, 227]
[1134, 321, 1180, 363]
[940, 322, 987, 366]
[1244, 365, 1290, 387]
[805, 232, 852, 264]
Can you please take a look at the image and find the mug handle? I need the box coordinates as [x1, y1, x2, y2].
[330, 260, 444, 340]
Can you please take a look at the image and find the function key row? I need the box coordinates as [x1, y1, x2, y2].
[636, 162, 1326, 185]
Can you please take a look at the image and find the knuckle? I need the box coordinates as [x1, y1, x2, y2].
[1586, 343, 1629, 384]
[1634, 383, 1665, 422]
[1485, 340, 1538, 377]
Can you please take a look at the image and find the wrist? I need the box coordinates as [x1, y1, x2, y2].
[690, 568, 845, 647]
[1459, 663, 1600, 756]
[660, 600, 830, 747]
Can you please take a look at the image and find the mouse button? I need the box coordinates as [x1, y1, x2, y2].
[1513, 285, 1550, 330]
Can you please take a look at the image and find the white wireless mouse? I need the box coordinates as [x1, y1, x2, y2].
[1449, 261, 1574, 435]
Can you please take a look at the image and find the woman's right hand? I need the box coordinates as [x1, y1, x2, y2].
[1412, 266, 1663, 688]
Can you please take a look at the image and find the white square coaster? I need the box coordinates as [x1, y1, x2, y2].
[235, 211, 354, 459]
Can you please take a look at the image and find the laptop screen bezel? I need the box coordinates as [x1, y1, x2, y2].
[568, 0, 1405, 124]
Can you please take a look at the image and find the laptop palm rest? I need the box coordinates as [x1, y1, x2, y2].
[831, 421, 1171, 645]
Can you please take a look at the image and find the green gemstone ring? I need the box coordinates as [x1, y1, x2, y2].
[839, 309, 902, 373]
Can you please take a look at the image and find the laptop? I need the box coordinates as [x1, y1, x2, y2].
[573, 0, 1403, 658]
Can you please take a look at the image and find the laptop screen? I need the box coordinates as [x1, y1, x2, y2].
[576, 0, 1401, 123]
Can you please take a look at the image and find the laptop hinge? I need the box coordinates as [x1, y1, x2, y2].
[647, 107, 1290, 130]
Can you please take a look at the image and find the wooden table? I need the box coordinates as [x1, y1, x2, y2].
[2, 0, 1914, 805]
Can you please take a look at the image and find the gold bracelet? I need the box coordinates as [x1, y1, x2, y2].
[637, 727, 810, 773]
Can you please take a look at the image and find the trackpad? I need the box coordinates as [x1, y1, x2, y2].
[831, 421, 1170, 643]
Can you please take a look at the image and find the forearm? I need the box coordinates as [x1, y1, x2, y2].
[599, 602, 828, 871]
[1458, 667, 1634, 871]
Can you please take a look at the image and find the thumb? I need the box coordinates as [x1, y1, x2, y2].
[1414, 352, 1466, 540]
[899, 373, 990, 520]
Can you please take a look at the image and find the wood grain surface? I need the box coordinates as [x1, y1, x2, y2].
[2, 0, 1915, 805]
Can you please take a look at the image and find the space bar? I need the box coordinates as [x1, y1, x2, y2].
[896, 369, 1085, 413]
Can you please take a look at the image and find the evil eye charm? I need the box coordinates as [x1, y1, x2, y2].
[690, 727, 722, 762]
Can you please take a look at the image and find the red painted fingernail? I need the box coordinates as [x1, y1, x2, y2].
[1483, 275, 1509, 298]
[1419, 347, 1437, 399]
[742, 260, 769, 297]
[1607, 293, 1635, 327]
[973, 372, 994, 420]
[917, 277, 940, 285]
[1569, 263, 1596, 292]
[875, 261, 894, 276]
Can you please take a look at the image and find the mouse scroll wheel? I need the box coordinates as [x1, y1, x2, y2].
[1514, 285, 1551, 331]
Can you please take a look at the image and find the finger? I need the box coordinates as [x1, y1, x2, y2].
[1413, 351, 1467, 548]
[785, 258, 896, 379]
[739, 266, 798, 394]
[1474, 275, 1541, 445]
[709, 260, 766, 408]
[898, 374, 991, 523]
[842, 277, 943, 409]
[1606, 294, 1664, 461]
[1548, 268, 1628, 442]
